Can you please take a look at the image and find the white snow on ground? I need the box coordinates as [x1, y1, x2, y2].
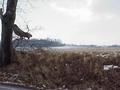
[104, 65, 119, 70]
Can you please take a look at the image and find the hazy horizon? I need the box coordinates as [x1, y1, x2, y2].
[1, 0, 120, 45]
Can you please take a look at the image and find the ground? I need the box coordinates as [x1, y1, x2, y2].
[0, 47, 120, 90]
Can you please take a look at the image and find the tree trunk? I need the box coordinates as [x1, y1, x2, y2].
[0, 0, 18, 66]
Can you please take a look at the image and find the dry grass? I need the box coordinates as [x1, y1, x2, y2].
[0, 48, 120, 90]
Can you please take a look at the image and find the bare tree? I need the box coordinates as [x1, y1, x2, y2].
[0, 0, 18, 66]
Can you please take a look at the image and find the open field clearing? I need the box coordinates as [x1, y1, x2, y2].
[49, 46, 120, 53]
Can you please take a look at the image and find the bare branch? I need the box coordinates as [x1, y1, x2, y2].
[13, 24, 32, 39]
[0, 8, 3, 18]
[2, 0, 5, 13]
[26, 24, 30, 32]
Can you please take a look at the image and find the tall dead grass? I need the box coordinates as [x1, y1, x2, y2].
[0, 49, 120, 90]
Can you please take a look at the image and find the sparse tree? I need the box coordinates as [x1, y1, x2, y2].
[0, 0, 18, 66]
[0, 0, 42, 66]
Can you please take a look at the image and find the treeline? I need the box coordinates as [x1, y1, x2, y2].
[13, 38, 65, 48]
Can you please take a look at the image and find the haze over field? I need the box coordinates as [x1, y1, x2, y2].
[1, 0, 120, 45]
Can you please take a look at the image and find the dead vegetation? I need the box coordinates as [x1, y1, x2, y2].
[0, 48, 120, 90]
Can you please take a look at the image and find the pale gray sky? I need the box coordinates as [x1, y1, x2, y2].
[1, 0, 120, 45]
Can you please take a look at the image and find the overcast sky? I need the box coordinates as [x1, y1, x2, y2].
[1, 0, 120, 45]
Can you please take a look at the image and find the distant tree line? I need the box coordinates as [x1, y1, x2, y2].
[13, 38, 65, 48]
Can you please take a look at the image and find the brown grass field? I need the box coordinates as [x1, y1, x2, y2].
[0, 47, 120, 90]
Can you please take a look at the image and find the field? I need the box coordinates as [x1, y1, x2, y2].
[0, 47, 120, 90]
